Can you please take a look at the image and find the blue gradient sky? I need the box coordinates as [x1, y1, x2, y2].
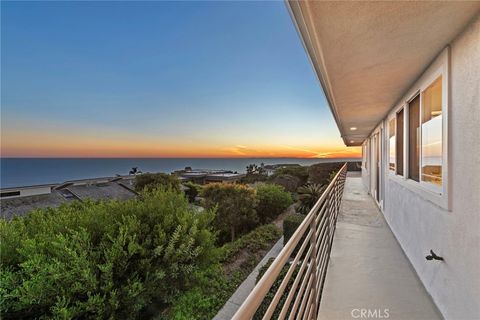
[1, 1, 360, 158]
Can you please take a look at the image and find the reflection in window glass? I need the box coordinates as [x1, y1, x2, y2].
[389, 118, 395, 171]
[396, 109, 404, 175]
[409, 95, 420, 182]
[421, 76, 442, 187]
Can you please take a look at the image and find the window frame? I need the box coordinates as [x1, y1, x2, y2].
[388, 116, 396, 173]
[407, 93, 421, 183]
[395, 108, 405, 176]
[363, 140, 369, 172]
[419, 75, 443, 194]
[386, 48, 449, 210]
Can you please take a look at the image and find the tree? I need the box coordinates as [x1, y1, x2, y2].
[297, 183, 326, 214]
[246, 164, 258, 175]
[201, 183, 257, 243]
[241, 163, 268, 184]
[255, 184, 293, 223]
[129, 167, 142, 175]
[134, 173, 180, 192]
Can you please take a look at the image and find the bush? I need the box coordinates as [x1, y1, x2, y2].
[297, 184, 326, 214]
[134, 173, 180, 192]
[166, 224, 281, 320]
[201, 183, 257, 243]
[271, 166, 309, 185]
[255, 184, 293, 223]
[239, 174, 268, 184]
[221, 224, 282, 263]
[269, 174, 301, 193]
[163, 264, 233, 320]
[283, 213, 306, 246]
[308, 163, 342, 185]
[253, 258, 300, 320]
[183, 181, 202, 203]
[0, 189, 216, 319]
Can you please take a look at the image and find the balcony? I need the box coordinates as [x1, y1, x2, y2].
[318, 172, 441, 319]
[233, 167, 441, 319]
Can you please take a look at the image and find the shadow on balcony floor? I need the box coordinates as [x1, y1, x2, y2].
[318, 173, 442, 320]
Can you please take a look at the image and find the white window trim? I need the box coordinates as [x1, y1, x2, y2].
[363, 141, 369, 172]
[387, 116, 396, 173]
[386, 47, 450, 210]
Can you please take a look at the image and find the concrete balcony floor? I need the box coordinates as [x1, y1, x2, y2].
[318, 172, 442, 320]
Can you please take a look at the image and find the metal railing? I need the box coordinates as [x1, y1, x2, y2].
[232, 163, 348, 320]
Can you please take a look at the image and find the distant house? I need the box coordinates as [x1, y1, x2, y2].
[263, 163, 301, 176]
[173, 167, 246, 184]
[0, 175, 138, 219]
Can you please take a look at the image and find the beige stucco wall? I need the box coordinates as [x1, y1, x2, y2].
[363, 14, 480, 319]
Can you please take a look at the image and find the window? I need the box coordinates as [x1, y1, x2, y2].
[388, 118, 395, 171]
[421, 76, 442, 187]
[408, 95, 420, 182]
[0, 191, 20, 198]
[384, 50, 448, 207]
[396, 109, 404, 176]
[362, 143, 368, 171]
[407, 76, 443, 189]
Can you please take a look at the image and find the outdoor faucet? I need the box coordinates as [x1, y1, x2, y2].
[425, 250, 444, 261]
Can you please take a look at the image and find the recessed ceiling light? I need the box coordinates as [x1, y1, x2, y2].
[350, 127, 357, 131]
[350, 140, 355, 143]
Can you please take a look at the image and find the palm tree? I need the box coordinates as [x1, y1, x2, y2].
[297, 183, 326, 214]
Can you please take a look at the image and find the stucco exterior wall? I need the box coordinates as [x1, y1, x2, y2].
[368, 15, 480, 320]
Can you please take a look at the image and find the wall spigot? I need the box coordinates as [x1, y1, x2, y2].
[425, 250, 444, 261]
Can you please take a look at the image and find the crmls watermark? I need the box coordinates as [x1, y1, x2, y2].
[351, 308, 390, 319]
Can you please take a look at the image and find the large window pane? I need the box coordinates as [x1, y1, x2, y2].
[389, 118, 395, 171]
[421, 77, 442, 187]
[396, 109, 404, 175]
[409, 95, 420, 182]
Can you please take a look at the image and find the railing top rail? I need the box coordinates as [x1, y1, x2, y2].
[232, 162, 348, 320]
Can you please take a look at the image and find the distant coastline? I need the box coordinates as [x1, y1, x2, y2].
[0, 157, 360, 188]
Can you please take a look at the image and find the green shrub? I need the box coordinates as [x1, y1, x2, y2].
[253, 258, 300, 320]
[268, 174, 301, 193]
[167, 224, 281, 320]
[283, 213, 306, 245]
[201, 183, 257, 243]
[0, 189, 216, 319]
[163, 264, 233, 320]
[255, 184, 293, 223]
[308, 163, 342, 185]
[297, 183, 326, 214]
[271, 166, 309, 185]
[221, 224, 282, 263]
[183, 181, 202, 203]
[283, 213, 308, 258]
[135, 173, 181, 192]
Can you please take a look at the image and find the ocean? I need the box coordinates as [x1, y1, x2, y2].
[0, 158, 359, 188]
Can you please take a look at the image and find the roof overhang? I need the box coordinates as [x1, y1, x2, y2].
[287, 1, 480, 146]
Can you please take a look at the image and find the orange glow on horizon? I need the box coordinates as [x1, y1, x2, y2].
[1, 126, 361, 158]
[1, 130, 361, 159]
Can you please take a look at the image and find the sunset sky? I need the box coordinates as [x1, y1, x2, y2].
[1, 1, 360, 159]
